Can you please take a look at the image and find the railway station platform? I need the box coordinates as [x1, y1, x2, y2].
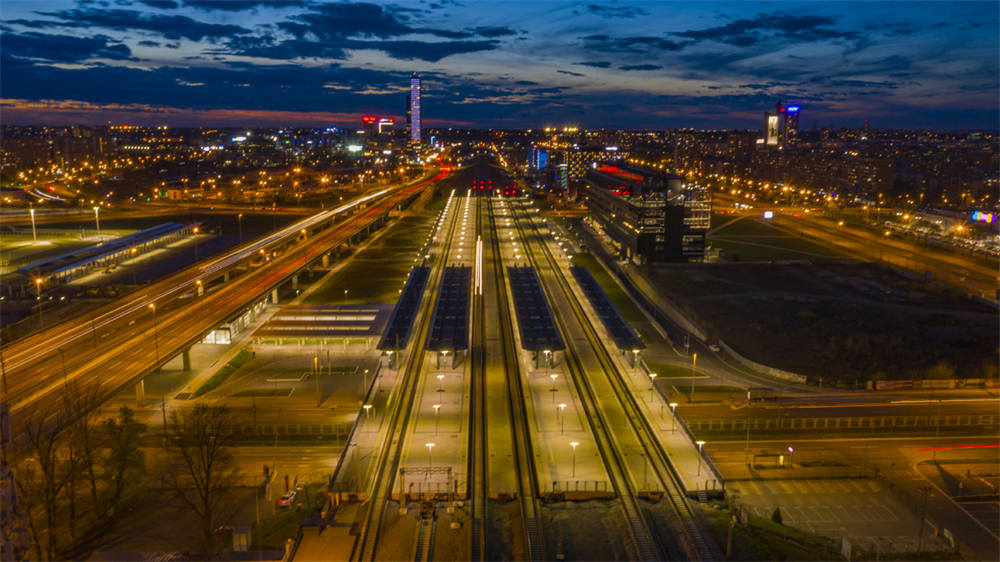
[17, 222, 196, 285]
[570, 265, 644, 352]
[377, 265, 429, 351]
[507, 265, 564, 367]
[425, 266, 470, 368]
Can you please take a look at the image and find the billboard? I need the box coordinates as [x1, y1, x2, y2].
[765, 114, 780, 146]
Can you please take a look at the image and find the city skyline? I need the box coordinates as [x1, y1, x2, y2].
[1, 1, 997, 130]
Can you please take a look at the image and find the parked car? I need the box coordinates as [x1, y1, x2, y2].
[278, 491, 297, 507]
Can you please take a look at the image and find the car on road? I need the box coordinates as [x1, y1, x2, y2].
[278, 491, 297, 507]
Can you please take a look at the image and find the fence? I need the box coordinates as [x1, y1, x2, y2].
[687, 414, 997, 433]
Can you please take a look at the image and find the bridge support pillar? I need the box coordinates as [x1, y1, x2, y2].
[291, 275, 298, 290]
[271, 288, 279, 305]
[223, 271, 230, 283]
[182, 348, 191, 371]
[135, 379, 145, 408]
[322, 253, 330, 267]
[196, 282, 204, 296]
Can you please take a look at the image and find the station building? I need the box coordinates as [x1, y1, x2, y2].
[582, 164, 710, 263]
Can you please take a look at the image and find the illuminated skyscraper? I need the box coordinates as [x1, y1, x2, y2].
[409, 73, 421, 144]
[784, 104, 800, 144]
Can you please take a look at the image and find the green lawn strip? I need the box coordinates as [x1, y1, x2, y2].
[251, 484, 324, 549]
[710, 236, 842, 261]
[570, 253, 646, 322]
[697, 502, 836, 561]
[645, 361, 708, 378]
[193, 349, 252, 397]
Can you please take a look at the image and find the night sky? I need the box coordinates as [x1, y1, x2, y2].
[1, 1, 997, 130]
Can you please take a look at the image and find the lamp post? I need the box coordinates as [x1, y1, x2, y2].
[433, 404, 440, 435]
[363, 404, 372, 433]
[436, 374, 444, 392]
[632, 348, 640, 369]
[649, 372, 658, 403]
[193, 226, 200, 262]
[570, 441, 579, 478]
[669, 402, 678, 433]
[237, 213, 243, 243]
[344, 289, 348, 306]
[558, 403, 566, 435]
[550, 373, 558, 402]
[744, 390, 752, 472]
[149, 303, 160, 366]
[425, 442, 435, 470]
[34, 278, 43, 326]
[93, 206, 101, 240]
[689, 353, 697, 403]
[696, 440, 706, 476]
[29, 206, 37, 242]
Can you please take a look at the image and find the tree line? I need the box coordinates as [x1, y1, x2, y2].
[7, 387, 239, 560]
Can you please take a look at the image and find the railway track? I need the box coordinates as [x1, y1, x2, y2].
[510, 197, 720, 561]
[352, 190, 463, 561]
[485, 196, 546, 560]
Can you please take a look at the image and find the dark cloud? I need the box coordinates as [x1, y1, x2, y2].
[224, 35, 500, 62]
[25, 8, 250, 41]
[575, 61, 612, 68]
[1, 31, 135, 62]
[557, 69, 585, 76]
[473, 26, 518, 37]
[137, 39, 162, 47]
[877, 22, 919, 36]
[620, 64, 661, 71]
[0, 56, 413, 113]
[278, 2, 413, 40]
[138, 0, 179, 8]
[587, 4, 648, 19]
[827, 79, 898, 89]
[514, 80, 540, 85]
[583, 34, 689, 52]
[182, 0, 307, 10]
[416, 28, 474, 39]
[675, 13, 858, 46]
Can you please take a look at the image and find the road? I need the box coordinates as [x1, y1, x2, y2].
[1, 169, 450, 430]
[713, 192, 999, 299]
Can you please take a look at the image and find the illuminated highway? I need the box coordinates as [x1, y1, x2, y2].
[0, 168, 450, 425]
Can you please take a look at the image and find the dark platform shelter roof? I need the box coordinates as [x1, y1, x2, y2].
[378, 266, 429, 350]
[508, 266, 564, 352]
[425, 266, 470, 351]
[571, 266, 644, 350]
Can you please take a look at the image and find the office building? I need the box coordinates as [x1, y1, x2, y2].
[583, 164, 709, 263]
[409, 73, 422, 144]
[784, 104, 800, 144]
[564, 146, 622, 179]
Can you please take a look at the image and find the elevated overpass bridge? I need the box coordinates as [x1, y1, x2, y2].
[0, 167, 451, 430]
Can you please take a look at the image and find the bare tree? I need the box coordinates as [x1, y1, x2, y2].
[101, 405, 146, 517]
[14, 408, 74, 560]
[163, 404, 238, 552]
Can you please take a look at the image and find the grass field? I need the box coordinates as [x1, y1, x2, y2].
[644, 260, 998, 384]
[709, 217, 845, 261]
[570, 252, 646, 322]
[645, 360, 707, 378]
[305, 215, 434, 305]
